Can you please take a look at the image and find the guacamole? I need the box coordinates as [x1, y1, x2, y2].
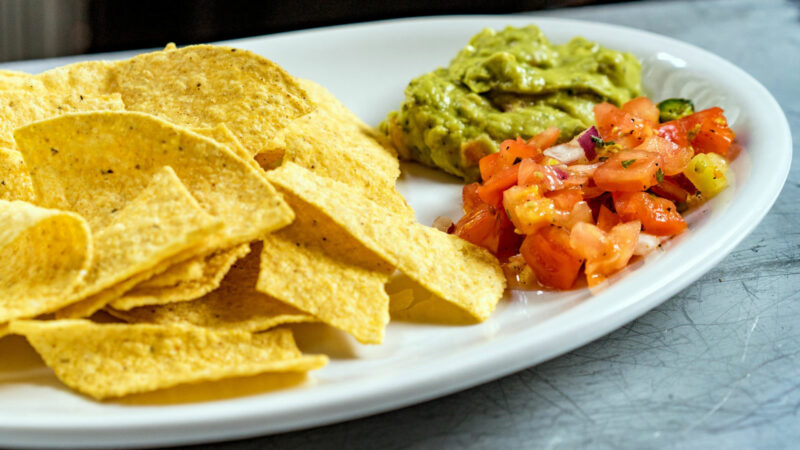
[381, 25, 642, 181]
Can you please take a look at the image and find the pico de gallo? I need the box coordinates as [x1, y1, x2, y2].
[448, 97, 736, 289]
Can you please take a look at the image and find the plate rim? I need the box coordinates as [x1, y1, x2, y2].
[0, 14, 792, 448]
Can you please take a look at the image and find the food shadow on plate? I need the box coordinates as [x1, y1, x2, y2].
[385, 273, 480, 326]
[118, 371, 312, 406]
[0, 335, 65, 392]
[398, 161, 463, 185]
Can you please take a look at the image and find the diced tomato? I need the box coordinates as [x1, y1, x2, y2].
[454, 205, 521, 260]
[622, 96, 659, 125]
[593, 150, 663, 192]
[613, 191, 687, 236]
[527, 126, 561, 151]
[679, 107, 727, 133]
[453, 207, 495, 248]
[671, 173, 699, 195]
[557, 200, 594, 230]
[479, 152, 501, 182]
[594, 102, 654, 149]
[596, 205, 620, 232]
[517, 159, 564, 191]
[490, 209, 524, 261]
[659, 107, 735, 156]
[462, 182, 484, 213]
[570, 221, 640, 287]
[477, 164, 519, 207]
[545, 188, 584, 211]
[581, 184, 606, 199]
[520, 225, 583, 290]
[657, 120, 690, 148]
[498, 137, 540, 168]
[517, 159, 544, 187]
[635, 135, 693, 176]
[503, 185, 558, 234]
[569, 221, 608, 260]
[691, 116, 735, 156]
[649, 177, 690, 204]
[612, 191, 637, 220]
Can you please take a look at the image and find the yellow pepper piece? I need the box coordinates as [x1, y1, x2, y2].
[683, 153, 728, 199]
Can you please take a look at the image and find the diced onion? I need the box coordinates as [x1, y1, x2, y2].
[432, 215, 454, 233]
[542, 126, 600, 164]
[634, 233, 665, 256]
[577, 126, 599, 160]
[543, 141, 584, 164]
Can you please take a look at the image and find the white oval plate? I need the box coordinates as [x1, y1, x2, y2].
[0, 16, 791, 448]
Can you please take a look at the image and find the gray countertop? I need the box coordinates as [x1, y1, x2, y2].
[194, 0, 800, 448]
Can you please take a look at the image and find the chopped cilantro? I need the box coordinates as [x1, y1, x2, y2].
[656, 168, 664, 183]
[591, 135, 615, 147]
[621, 159, 636, 168]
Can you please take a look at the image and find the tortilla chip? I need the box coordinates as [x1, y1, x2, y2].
[127, 122, 278, 298]
[387, 275, 479, 325]
[0, 201, 91, 323]
[109, 45, 313, 157]
[0, 324, 8, 340]
[192, 124, 262, 173]
[8, 320, 328, 400]
[14, 111, 294, 251]
[0, 148, 35, 202]
[135, 256, 206, 289]
[262, 79, 411, 217]
[0, 70, 40, 90]
[257, 188, 392, 344]
[111, 243, 251, 310]
[266, 162, 505, 322]
[128, 124, 262, 295]
[54, 167, 223, 318]
[107, 243, 314, 332]
[35, 60, 117, 96]
[0, 89, 124, 151]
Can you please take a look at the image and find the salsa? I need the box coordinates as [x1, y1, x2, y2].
[382, 25, 643, 181]
[450, 96, 735, 289]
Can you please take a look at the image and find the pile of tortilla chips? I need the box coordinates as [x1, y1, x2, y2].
[0, 44, 505, 400]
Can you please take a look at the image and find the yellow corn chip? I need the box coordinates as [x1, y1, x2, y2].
[0, 89, 124, 151]
[267, 162, 505, 322]
[108, 243, 314, 332]
[55, 167, 222, 318]
[0, 201, 91, 323]
[109, 45, 313, 157]
[58, 246, 206, 320]
[262, 79, 411, 217]
[35, 60, 117, 96]
[0, 70, 40, 90]
[386, 275, 479, 325]
[14, 111, 294, 250]
[127, 125, 261, 295]
[258, 188, 392, 344]
[0, 324, 8, 340]
[0, 148, 35, 202]
[135, 257, 206, 289]
[8, 320, 328, 400]
[192, 124, 262, 173]
[111, 243, 251, 310]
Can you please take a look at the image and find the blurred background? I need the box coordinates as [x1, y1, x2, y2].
[0, 0, 636, 62]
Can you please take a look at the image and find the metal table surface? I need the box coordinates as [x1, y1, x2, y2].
[193, 0, 800, 448]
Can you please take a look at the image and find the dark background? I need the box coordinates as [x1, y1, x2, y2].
[87, 0, 632, 53]
[0, 0, 634, 62]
